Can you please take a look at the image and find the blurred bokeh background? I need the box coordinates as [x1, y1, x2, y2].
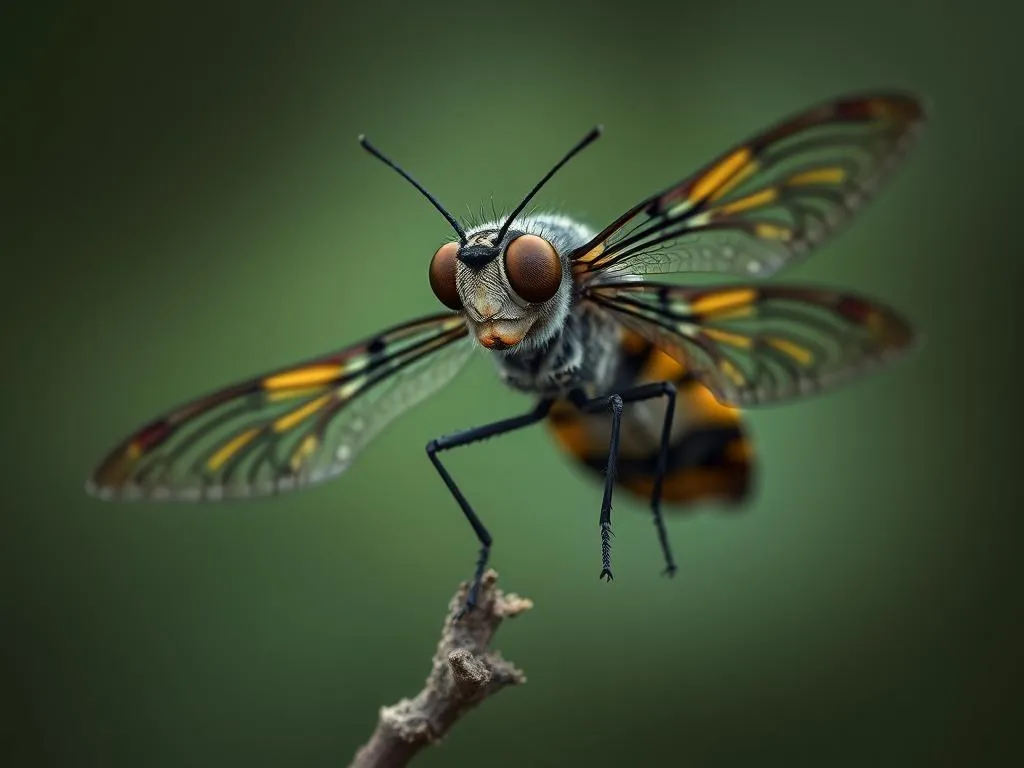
[5, 0, 1021, 765]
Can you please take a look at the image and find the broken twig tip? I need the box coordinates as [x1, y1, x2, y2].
[348, 571, 531, 768]
[448, 648, 491, 691]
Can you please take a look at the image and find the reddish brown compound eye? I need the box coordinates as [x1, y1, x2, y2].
[503, 234, 561, 303]
[429, 242, 462, 310]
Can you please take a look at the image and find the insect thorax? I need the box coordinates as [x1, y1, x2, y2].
[496, 305, 622, 397]
[491, 213, 623, 398]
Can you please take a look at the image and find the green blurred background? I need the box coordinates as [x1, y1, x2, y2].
[5, 0, 1021, 765]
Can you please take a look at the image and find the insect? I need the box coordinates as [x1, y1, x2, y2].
[87, 92, 924, 616]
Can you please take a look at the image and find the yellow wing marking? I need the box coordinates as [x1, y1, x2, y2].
[787, 167, 847, 186]
[719, 359, 746, 387]
[690, 148, 754, 202]
[272, 393, 334, 433]
[765, 337, 814, 366]
[706, 305, 755, 321]
[289, 435, 320, 472]
[708, 160, 760, 201]
[263, 365, 342, 391]
[265, 385, 327, 402]
[712, 187, 778, 216]
[691, 289, 757, 317]
[576, 241, 606, 265]
[206, 428, 260, 471]
[753, 222, 792, 240]
[704, 328, 754, 349]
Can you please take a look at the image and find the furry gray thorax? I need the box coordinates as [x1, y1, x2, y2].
[494, 302, 622, 398]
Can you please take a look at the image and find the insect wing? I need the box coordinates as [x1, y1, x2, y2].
[587, 281, 914, 406]
[573, 93, 924, 280]
[87, 313, 471, 500]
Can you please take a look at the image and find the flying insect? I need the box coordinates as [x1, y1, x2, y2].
[87, 92, 924, 616]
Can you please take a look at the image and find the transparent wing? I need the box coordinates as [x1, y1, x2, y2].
[587, 281, 915, 406]
[573, 93, 924, 280]
[87, 313, 472, 501]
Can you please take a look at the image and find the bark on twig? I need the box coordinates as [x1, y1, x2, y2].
[348, 570, 533, 768]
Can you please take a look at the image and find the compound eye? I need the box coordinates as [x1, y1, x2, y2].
[503, 235, 561, 303]
[429, 242, 462, 310]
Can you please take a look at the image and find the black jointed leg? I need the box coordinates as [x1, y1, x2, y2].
[639, 382, 679, 576]
[426, 399, 553, 619]
[572, 392, 624, 581]
[572, 382, 679, 579]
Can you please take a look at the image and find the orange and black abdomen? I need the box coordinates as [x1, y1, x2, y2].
[546, 330, 754, 508]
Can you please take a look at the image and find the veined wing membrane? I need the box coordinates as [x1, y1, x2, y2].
[573, 93, 924, 280]
[88, 313, 471, 500]
[588, 281, 914, 406]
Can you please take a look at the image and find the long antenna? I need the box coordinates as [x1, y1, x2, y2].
[495, 126, 602, 244]
[359, 135, 467, 243]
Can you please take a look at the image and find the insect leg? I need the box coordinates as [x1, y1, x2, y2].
[628, 382, 678, 576]
[426, 398, 554, 618]
[573, 392, 625, 581]
[574, 382, 678, 579]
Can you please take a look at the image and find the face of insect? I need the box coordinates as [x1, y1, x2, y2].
[428, 225, 572, 353]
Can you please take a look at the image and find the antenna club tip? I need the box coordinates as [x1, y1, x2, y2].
[358, 134, 368, 144]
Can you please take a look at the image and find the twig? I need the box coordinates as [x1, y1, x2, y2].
[348, 570, 533, 768]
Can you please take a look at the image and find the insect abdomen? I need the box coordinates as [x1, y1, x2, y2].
[546, 330, 754, 508]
